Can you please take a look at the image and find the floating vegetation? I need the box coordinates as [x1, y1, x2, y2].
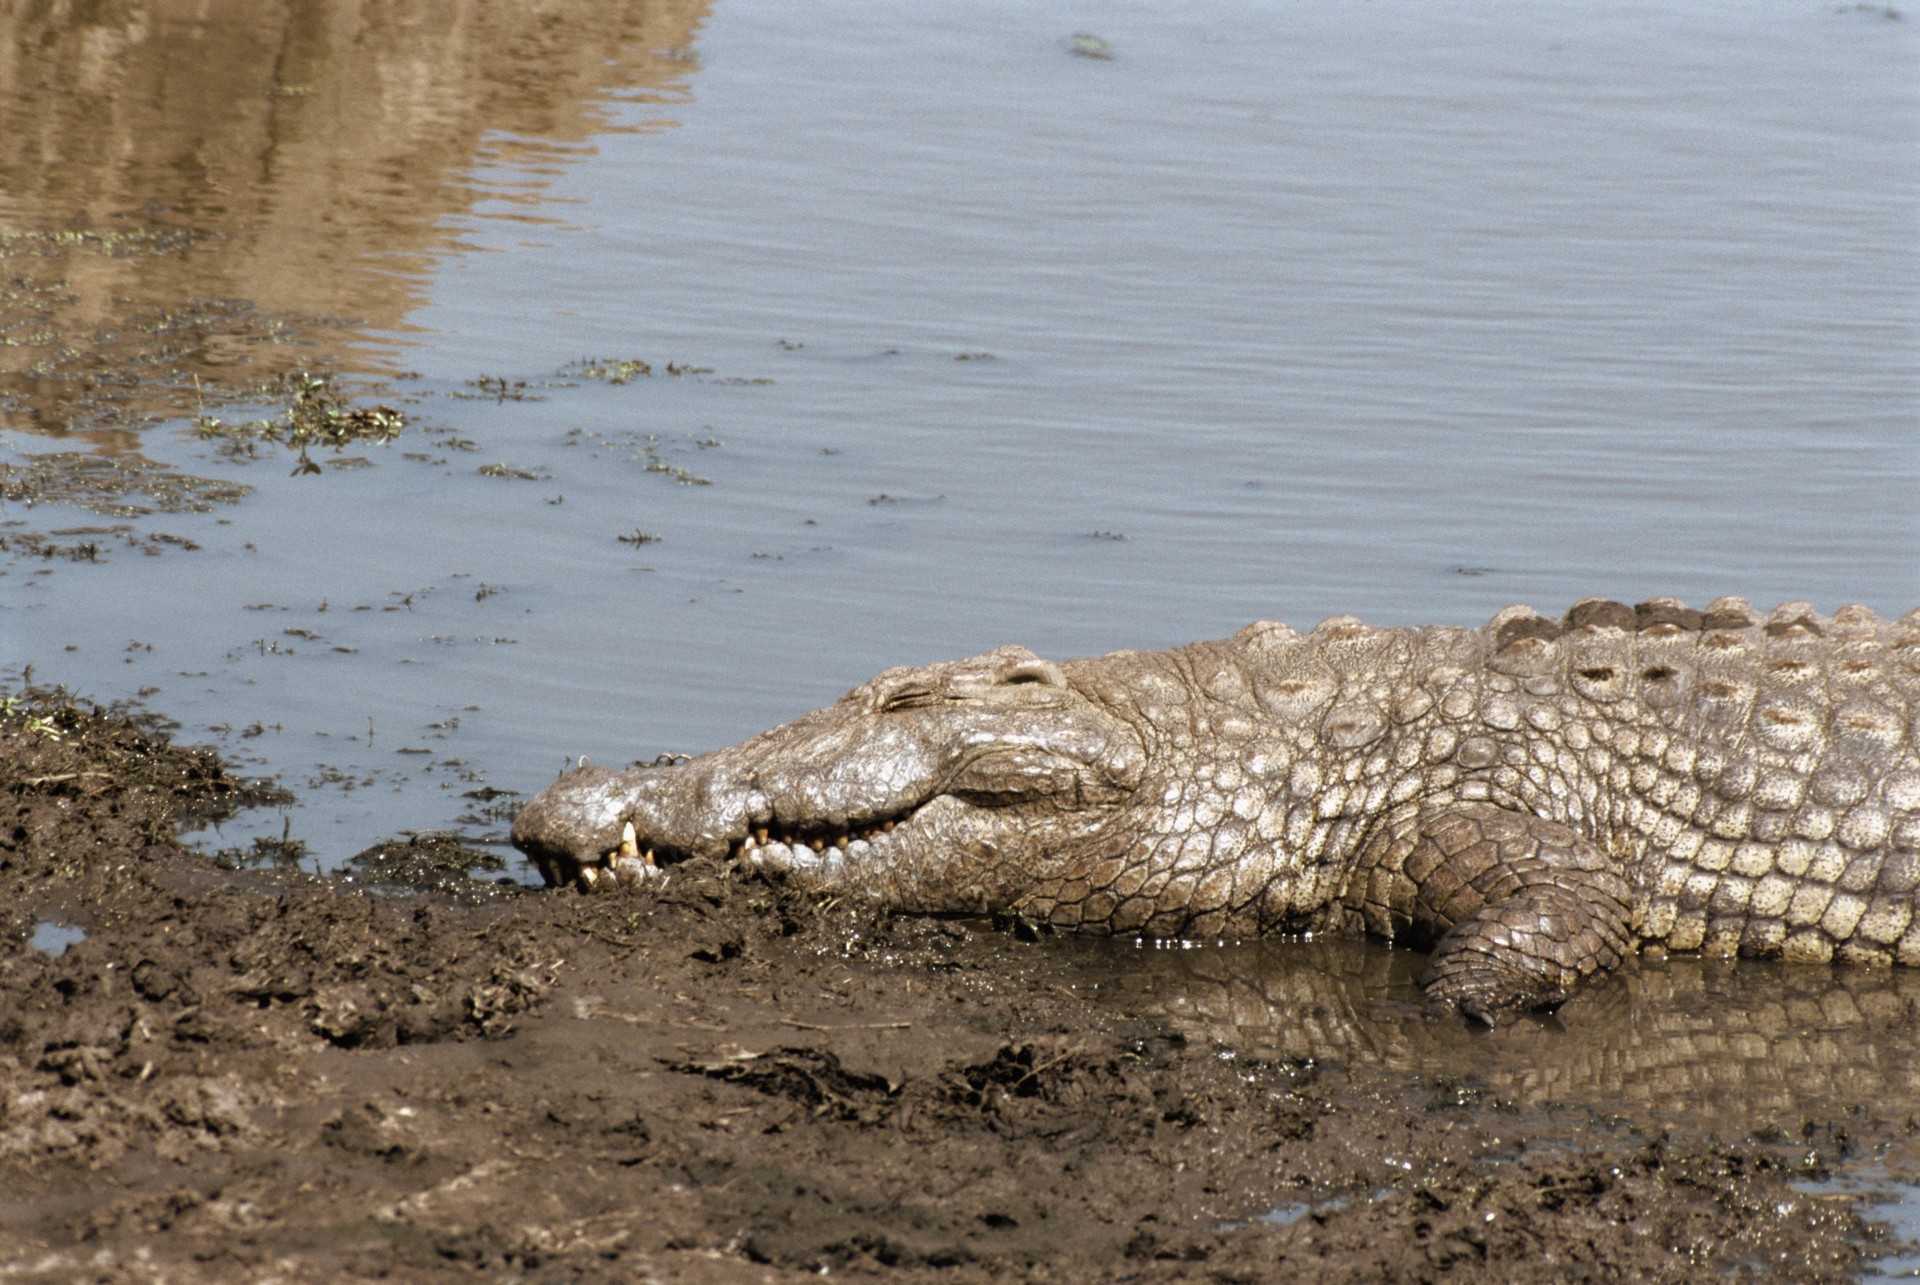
[0, 451, 251, 516]
[562, 428, 719, 485]
[562, 356, 717, 384]
[565, 356, 653, 384]
[0, 523, 203, 562]
[0, 527, 104, 561]
[456, 374, 546, 402]
[616, 530, 661, 546]
[643, 454, 710, 485]
[1067, 32, 1115, 59]
[477, 463, 548, 481]
[194, 373, 407, 476]
[3, 294, 335, 434]
[0, 226, 210, 260]
[0, 276, 74, 349]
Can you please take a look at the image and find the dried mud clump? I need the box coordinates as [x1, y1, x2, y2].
[0, 692, 1909, 1281]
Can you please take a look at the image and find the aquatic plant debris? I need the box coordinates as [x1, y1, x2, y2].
[0, 226, 211, 260]
[1068, 33, 1115, 59]
[0, 451, 251, 516]
[193, 373, 408, 475]
[561, 356, 716, 384]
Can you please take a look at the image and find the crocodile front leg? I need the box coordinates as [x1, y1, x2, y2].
[1348, 802, 1634, 1025]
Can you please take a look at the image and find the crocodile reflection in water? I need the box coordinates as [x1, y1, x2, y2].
[1068, 935, 1920, 1124]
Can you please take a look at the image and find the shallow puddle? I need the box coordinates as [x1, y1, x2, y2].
[1805, 1177, 1920, 1278]
[26, 921, 86, 956]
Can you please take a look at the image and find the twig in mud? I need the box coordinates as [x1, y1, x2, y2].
[1006, 1047, 1083, 1095]
[779, 1018, 913, 1032]
[576, 926, 639, 950]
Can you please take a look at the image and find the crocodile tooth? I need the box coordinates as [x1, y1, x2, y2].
[643, 847, 656, 866]
[620, 821, 639, 859]
[754, 826, 769, 844]
[578, 865, 601, 889]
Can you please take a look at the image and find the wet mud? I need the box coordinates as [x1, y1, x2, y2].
[4, 694, 1915, 1281]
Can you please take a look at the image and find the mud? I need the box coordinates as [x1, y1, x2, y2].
[2, 692, 1913, 1281]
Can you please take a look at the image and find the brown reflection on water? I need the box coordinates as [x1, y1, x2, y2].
[1064, 938, 1920, 1132]
[0, 0, 707, 447]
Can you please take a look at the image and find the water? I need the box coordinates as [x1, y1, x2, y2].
[27, 922, 86, 957]
[1806, 1179, 1920, 1278]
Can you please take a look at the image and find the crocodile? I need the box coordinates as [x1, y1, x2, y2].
[511, 597, 1920, 1023]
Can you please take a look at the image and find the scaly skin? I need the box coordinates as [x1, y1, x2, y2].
[512, 598, 1920, 1023]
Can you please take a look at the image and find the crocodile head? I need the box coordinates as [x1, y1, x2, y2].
[511, 645, 1150, 910]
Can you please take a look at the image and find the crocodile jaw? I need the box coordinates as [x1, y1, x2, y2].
[510, 646, 1150, 896]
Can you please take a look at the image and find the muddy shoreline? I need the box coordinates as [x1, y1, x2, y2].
[2, 691, 1912, 1281]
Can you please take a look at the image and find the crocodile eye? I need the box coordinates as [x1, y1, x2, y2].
[880, 686, 938, 712]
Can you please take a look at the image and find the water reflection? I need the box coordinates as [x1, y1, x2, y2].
[0, 0, 708, 444]
[1063, 938, 1920, 1130]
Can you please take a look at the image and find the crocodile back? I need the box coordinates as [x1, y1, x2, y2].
[1459, 597, 1920, 962]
